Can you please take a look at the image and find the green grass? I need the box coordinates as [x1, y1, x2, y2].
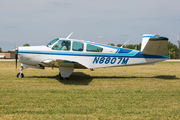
[0, 61, 180, 119]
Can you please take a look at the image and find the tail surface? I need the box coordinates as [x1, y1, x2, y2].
[141, 34, 168, 56]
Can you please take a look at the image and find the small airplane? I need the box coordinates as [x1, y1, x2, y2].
[9, 33, 169, 80]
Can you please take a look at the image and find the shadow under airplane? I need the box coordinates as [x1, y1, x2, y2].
[26, 72, 179, 85]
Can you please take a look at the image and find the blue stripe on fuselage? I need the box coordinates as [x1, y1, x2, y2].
[19, 50, 168, 59]
[134, 52, 169, 59]
[19, 50, 138, 57]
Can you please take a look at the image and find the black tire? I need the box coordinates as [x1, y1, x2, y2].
[60, 76, 64, 80]
[59, 72, 69, 80]
[65, 77, 69, 80]
[17, 73, 24, 78]
[59, 72, 61, 77]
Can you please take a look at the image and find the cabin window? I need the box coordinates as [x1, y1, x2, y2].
[52, 40, 71, 51]
[72, 42, 83, 51]
[86, 44, 103, 52]
[46, 38, 59, 48]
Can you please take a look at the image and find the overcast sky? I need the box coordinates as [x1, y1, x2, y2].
[1, 0, 180, 51]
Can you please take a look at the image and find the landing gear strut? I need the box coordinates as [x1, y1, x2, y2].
[17, 65, 24, 78]
[58, 63, 74, 80]
[59, 72, 69, 80]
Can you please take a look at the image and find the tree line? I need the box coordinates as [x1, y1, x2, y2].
[0, 42, 179, 59]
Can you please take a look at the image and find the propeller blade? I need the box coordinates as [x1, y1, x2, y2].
[15, 39, 18, 69]
[16, 39, 18, 48]
[8, 39, 19, 69]
[15, 54, 18, 69]
[15, 47, 18, 69]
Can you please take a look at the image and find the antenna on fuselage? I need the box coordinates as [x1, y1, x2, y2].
[120, 40, 129, 48]
[66, 32, 73, 39]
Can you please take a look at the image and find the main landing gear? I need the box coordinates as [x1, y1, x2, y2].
[59, 72, 69, 80]
[58, 63, 74, 81]
[17, 65, 24, 78]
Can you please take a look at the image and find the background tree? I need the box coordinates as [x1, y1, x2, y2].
[125, 44, 135, 49]
[167, 42, 179, 59]
[116, 44, 123, 47]
[108, 43, 115, 46]
[23, 43, 30, 46]
[125, 43, 141, 50]
[0, 47, 2, 52]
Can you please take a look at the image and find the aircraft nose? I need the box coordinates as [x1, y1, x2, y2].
[8, 47, 18, 54]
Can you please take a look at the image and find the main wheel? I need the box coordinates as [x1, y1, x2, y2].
[59, 72, 69, 80]
[17, 73, 24, 78]
[60, 77, 69, 80]
[64, 77, 69, 80]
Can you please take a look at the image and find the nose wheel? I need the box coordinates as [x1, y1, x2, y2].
[17, 65, 25, 78]
[17, 72, 24, 78]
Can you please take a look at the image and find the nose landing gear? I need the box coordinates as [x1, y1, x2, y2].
[17, 65, 24, 78]
[17, 72, 24, 78]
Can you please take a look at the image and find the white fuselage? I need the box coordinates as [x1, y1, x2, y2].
[18, 39, 168, 70]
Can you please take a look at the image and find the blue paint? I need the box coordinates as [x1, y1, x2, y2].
[19, 50, 168, 59]
[105, 57, 111, 64]
[99, 57, 105, 64]
[117, 58, 123, 64]
[92, 57, 129, 65]
[121, 58, 129, 65]
[110, 57, 116, 64]
[93, 57, 100, 64]
[143, 34, 160, 38]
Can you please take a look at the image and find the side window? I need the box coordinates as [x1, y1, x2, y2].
[72, 42, 83, 51]
[52, 40, 71, 51]
[86, 44, 103, 52]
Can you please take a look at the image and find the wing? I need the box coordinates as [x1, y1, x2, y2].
[41, 59, 87, 69]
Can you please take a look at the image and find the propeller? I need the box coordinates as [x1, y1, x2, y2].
[8, 40, 19, 69]
[15, 48, 18, 69]
[15, 40, 18, 69]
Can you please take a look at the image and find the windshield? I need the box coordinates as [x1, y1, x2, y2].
[46, 38, 59, 48]
[52, 40, 71, 51]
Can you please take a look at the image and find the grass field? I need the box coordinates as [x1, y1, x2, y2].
[0, 61, 180, 120]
